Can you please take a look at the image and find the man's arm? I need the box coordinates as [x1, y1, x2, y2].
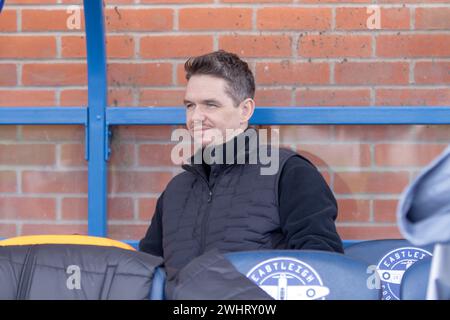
[278, 156, 344, 253]
[138, 192, 164, 257]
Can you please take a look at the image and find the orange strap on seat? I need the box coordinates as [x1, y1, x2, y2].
[0, 235, 135, 251]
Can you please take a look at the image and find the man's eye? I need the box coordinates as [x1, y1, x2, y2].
[206, 104, 217, 108]
[185, 104, 194, 109]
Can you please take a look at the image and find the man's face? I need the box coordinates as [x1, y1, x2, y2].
[184, 75, 244, 147]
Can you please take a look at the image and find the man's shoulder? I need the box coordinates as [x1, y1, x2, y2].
[164, 170, 196, 191]
[277, 147, 316, 169]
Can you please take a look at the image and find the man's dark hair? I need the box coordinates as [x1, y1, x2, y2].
[184, 50, 255, 106]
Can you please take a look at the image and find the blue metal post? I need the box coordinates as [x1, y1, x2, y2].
[84, 0, 108, 237]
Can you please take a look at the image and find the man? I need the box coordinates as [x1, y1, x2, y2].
[139, 50, 343, 293]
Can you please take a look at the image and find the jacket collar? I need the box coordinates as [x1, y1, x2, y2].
[182, 127, 258, 177]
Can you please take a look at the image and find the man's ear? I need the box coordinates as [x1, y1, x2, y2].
[239, 98, 255, 123]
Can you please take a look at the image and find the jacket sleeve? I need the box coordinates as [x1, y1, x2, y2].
[138, 192, 164, 257]
[278, 156, 344, 253]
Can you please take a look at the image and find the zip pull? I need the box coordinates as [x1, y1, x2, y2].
[208, 190, 213, 203]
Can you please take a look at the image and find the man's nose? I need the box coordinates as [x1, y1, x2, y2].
[191, 106, 205, 123]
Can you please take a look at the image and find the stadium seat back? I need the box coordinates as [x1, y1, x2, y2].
[345, 239, 433, 300]
[224, 250, 381, 300]
[400, 259, 431, 300]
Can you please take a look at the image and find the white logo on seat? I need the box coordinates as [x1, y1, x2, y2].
[246, 257, 330, 300]
[377, 247, 432, 300]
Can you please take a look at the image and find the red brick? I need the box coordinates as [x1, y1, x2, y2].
[0, 90, 55, 107]
[0, 64, 17, 86]
[21, 125, 84, 142]
[279, 126, 332, 143]
[108, 197, 134, 220]
[335, 62, 409, 85]
[61, 197, 87, 220]
[0, 197, 56, 220]
[296, 149, 325, 168]
[257, 7, 331, 30]
[256, 62, 329, 85]
[9, 0, 57, 2]
[334, 125, 442, 142]
[299, 35, 371, 58]
[139, 89, 185, 107]
[336, 7, 410, 30]
[220, 35, 291, 58]
[105, 9, 173, 31]
[299, 0, 371, 2]
[0, 36, 56, 58]
[376, 89, 450, 106]
[255, 89, 292, 106]
[0, 225, 17, 238]
[112, 126, 175, 142]
[94, 0, 135, 3]
[223, 0, 292, 2]
[297, 144, 371, 167]
[108, 89, 135, 107]
[180, 8, 252, 30]
[416, 8, 450, 30]
[109, 143, 136, 167]
[138, 197, 158, 221]
[337, 226, 402, 240]
[60, 89, 135, 107]
[22, 64, 87, 86]
[140, 36, 213, 59]
[415, 62, 450, 84]
[374, 200, 398, 223]
[0, 144, 55, 165]
[336, 199, 371, 222]
[108, 63, 172, 86]
[62, 36, 134, 59]
[375, 144, 447, 167]
[0, 171, 17, 192]
[378, 0, 450, 2]
[296, 89, 371, 106]
[139, 144, 177, 166]
[0, 126, 17, 140]
[60, 144, 86, 167]
[0, 10, 17, 32]
[142, 0, 212, 2]
[22, 9, 85, 31]
[377, 35, 450, 57]
[107, 224, 148, 240]
[108, 171, 172, 193]
[21, 224, 88, 236]
[334, 172, 410, 194]
[177, 63, 188, 86]
[22, 171, 88, 193]
[415, 125, 450, 142]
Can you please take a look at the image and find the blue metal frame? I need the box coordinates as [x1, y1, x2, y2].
[0, 108, 86, 125]
[0, 0, 449, 241]
[83, 0, 109, 236]
[107, 106, 450, 126]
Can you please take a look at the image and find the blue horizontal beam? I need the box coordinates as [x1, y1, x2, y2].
[106, 106, 450, 126]
[0, 107, 87, 125]
[2, 106, 449, 126]
[107, 107, 185, 125]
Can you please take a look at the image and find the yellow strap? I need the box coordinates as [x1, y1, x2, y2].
[0, 235, 135, 251]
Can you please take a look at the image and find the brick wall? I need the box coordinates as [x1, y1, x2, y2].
[0, 0, 449, 241]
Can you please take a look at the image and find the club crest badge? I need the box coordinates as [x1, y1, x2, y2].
[377, 247, 432, 300]
[246, 257, 330, 300]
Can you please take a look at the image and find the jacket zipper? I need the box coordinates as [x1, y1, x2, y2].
[198, 173, 221, 255]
